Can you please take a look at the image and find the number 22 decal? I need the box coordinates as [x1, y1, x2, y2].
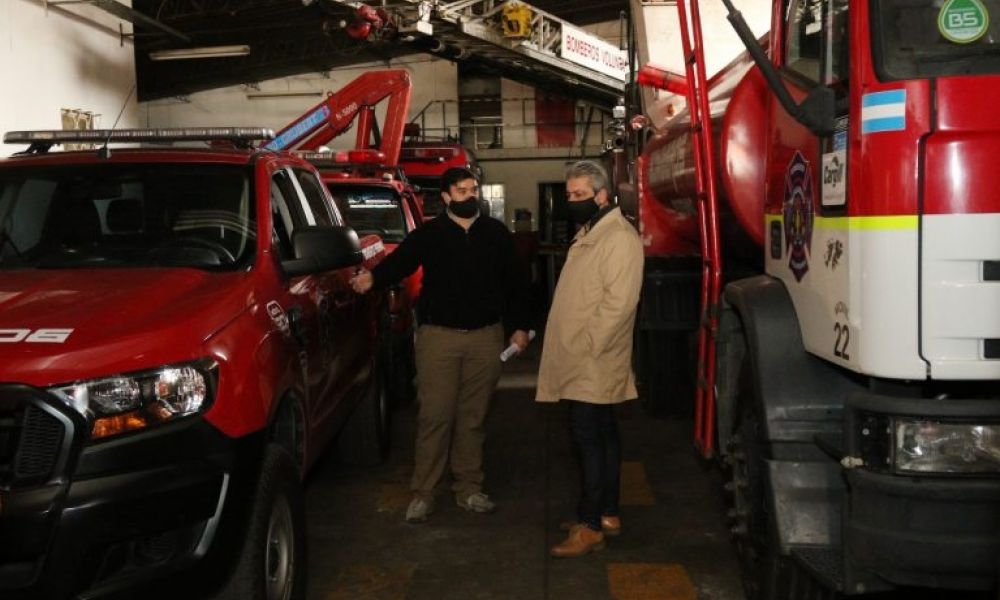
[833, 322, 851, 360]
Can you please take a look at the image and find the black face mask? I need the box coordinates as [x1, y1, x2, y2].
[447, 197, 480, 219]
[567, 196, 600, 225]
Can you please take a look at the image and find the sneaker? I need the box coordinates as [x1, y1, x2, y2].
[405, 497, 434, 523]
[456, 491, 497, 513]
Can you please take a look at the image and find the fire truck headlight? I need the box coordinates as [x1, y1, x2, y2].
[48, 360, 217, 441]
[894, 420, 1000, 474]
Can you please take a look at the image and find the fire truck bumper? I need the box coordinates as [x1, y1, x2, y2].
[0, 386, 264, 600]
[846, 469, 1000, 591]
[844, 394, 1000, 591]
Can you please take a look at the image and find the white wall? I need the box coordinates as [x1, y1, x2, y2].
[141, 57, 459, 150]
[1, 0, 138, 154]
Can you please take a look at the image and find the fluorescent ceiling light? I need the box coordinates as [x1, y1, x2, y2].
[149, 45, 250, 61]
[246, 91, 325, 100]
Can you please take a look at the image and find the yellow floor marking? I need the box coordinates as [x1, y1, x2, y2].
[620, 461, 656, 506]
[607, 563, 698, 600]
[322, 564, 415, 600]
[376, 482, 412, 513]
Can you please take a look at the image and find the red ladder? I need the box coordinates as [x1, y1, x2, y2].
[674, 0, 723, 458]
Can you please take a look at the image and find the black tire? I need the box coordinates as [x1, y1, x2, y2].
[390, 329, 417, 406]
[727, 351, 836, 600]
[217, 445, 306, 600]
[337, 361, 390, 466]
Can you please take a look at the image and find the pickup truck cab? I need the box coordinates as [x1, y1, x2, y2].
[0, 128, 389, 600]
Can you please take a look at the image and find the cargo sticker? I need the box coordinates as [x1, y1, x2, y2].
[861, 90, 906, 134]
[783, 152, 814, 282]
[938, 0, 990, 44]
[821, 150, 846, 207]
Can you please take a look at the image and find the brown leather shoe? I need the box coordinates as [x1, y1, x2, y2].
[558, 515, 621, 537]
[550, 524, 605, 558]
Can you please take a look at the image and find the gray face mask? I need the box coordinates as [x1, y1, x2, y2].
[448, 197, 480, 218]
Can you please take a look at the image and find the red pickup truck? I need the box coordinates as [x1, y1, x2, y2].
[300, 150, 423, 406]
[0, 128, 389, 600]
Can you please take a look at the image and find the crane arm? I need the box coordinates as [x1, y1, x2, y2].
[266, 70, 412, 165]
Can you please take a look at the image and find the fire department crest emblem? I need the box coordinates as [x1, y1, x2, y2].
[783, 152, 814, 282]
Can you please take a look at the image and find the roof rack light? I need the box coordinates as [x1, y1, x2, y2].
[3, 127, 275, 146]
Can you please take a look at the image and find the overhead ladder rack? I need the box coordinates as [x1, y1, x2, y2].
[317, 0, 628, 106]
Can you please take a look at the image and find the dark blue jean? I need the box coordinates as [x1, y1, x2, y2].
[568, 400, 621, 532]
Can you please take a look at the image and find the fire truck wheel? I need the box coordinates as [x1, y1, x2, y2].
[728, 358, 837, 600]
[337, 359, 390, 465]
[218, 445, 306, 600]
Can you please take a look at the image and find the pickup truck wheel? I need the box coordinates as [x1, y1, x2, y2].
[218, 445, 306, 600]
[337, 363, 390, 466]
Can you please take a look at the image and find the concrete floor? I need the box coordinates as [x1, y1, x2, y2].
[303, 344, 746, 600]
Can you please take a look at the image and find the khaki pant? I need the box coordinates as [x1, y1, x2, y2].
[412, 323, 504, 501]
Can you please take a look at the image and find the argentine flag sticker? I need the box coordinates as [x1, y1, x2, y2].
[861, 90, 906, 134]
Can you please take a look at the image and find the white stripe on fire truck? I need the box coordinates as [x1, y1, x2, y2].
[861, 89, 906, 134]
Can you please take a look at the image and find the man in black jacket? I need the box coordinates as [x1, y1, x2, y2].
[350, 167, 531, 523]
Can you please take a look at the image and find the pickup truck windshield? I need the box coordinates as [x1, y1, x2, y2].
[875, 0, 1000, 79]
[328, 185, 407, 242]
[0, 163, 254, 270]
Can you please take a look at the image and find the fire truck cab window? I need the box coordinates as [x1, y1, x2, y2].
[786, 0, 824, 81]
[874, 0, 1000, 79]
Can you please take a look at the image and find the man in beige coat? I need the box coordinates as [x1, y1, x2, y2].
[537, 160, 644, 558]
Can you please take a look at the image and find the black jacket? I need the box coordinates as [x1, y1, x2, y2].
[372, 214, 533, 331]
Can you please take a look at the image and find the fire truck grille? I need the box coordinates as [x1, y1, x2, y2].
[0, 404, 65, 487]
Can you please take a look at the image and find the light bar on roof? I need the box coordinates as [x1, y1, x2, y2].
[297, 149, 388, 165]
[3, 127, 275, 145]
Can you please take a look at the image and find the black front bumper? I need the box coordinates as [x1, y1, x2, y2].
[844, 393, 1000, 592]
[0, 385, 264, 600]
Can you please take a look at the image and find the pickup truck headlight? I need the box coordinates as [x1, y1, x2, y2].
[49, 361, 216, 440]
[895, 420, 1000, 474]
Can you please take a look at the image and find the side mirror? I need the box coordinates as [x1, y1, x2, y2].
[282, 225, 363, 277]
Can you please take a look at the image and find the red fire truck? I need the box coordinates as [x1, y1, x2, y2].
[398, 133, 484, 220]
[629, 0, 1000, 597]
[0, 127, 389, 599]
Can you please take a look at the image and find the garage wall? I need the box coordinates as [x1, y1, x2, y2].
[0, 0, 138, 153]
[141, 58, 459, 149]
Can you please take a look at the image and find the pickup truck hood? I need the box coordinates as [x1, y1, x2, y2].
[0, 268, 254, 387]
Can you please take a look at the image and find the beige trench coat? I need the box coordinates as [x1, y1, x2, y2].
[535, 207, 644, 404]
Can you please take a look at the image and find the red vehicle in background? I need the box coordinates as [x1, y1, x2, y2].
[399, 128, 483, 220]
[0, 127, 390, 600]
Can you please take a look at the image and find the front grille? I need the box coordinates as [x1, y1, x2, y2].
[986, 339, 1000, 360]
[0, 402, 66, 487]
